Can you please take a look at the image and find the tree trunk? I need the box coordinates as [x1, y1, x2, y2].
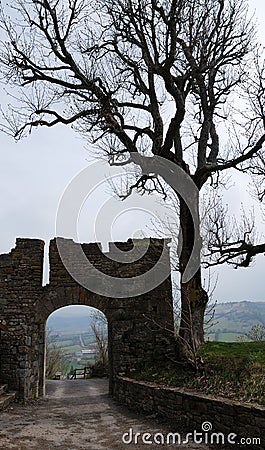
[177, 197, 208, 361]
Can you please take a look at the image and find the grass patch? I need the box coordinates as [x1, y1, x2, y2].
[133, 342, 265, 405]
[201, 341, 265, 360]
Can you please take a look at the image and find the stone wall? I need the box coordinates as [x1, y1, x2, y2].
[0, 239, 45, 399]
[0, 237, 174, 400]
[113, 377, 264, 447]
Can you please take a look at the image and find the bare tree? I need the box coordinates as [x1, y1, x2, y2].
[205, 187, 265, 268]
[245, 324, 265, 342]
[0, 0, 265, 360]
[45, 329, 68, 379]
[203, 53, 265, 268]
[90, 312, 108, 375]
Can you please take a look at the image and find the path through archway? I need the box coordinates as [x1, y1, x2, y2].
[45, 305, 108, 387]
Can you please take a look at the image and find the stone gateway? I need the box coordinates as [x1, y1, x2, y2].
[0, 237, 174, 400]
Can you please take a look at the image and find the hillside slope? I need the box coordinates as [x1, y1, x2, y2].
[47, 306, 97, 333]
[207, 301, 265, 341]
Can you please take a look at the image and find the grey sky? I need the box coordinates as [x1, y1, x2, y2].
[0, 0, 264, 303]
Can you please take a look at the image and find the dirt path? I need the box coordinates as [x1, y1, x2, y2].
[0, 379, 221, 449]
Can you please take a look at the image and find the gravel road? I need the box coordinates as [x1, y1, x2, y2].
[0, 379, 230, 450]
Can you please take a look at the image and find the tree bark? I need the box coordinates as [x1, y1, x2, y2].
[177, 197, 208, 360]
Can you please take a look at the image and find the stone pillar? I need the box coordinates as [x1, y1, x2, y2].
[0, 239, 44, 399]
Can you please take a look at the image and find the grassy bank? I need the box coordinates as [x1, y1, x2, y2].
[134, 342, 265, 405]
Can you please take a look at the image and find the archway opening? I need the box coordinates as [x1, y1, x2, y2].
[45, 305, 108, 390]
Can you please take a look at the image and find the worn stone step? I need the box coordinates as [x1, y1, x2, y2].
[0, 392, 16, 411]
[0, 384, 8, 396]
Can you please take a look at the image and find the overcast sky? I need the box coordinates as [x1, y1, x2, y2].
[0, 0, 264, 303]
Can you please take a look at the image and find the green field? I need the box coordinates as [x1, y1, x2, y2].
[200, 341, 265, 362]
[82, 336, 96, 346]
[57, 340, 75, 347]
[62, 345, 83, 354]
[47, 330, 98, 370]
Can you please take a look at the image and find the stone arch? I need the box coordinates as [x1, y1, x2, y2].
[0, 237, 174, 400]
[45, 304, 108, 384]
[36, 284, 113, 398]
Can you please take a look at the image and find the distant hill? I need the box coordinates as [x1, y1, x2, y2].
[206, 301, 265, 342]
[47, 306, 97, 334]
[46, 302, 265, 342]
